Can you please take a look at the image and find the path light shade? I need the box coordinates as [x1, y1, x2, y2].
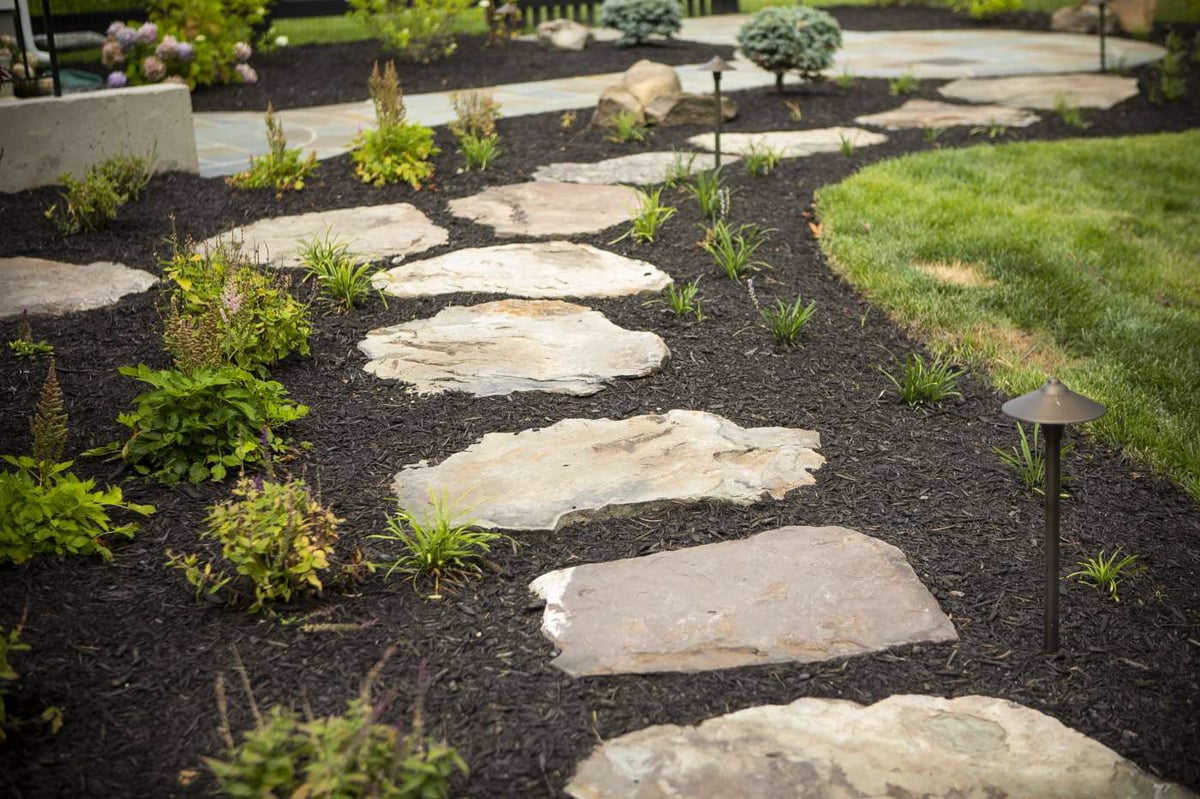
[1001, 378, 1106, 653]
[1087, 0, 1109, 72]
[700, 55, 734, 169]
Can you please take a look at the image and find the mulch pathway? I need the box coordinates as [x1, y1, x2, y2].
[2, 7, 1199, 797]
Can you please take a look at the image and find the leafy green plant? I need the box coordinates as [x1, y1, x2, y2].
[44, 159, 137, 234]
[85, 364, 308, 484]
[448, 89, 500, 139]
[785, 99, 803, 121]
[1150, 32, 1188, 103]
[227, 104, 318, 193]
[458, 133, 501, 171]
[7, 319, 52, 358]
[1068, 548, 1144, 602]
[754, 285, 817, 345]
[993, 422, 1073, 494]
[882, 353, 965, 406]
[838, 133, 856, 157]
[598, 0, 682, 47]
[741, 139, 782, 177]
[208, 650, 466, 798]
[299, 233, 382, 312]
[736, 5, 842, 91]
[560, 110, 577, 131]
[836, 70, 855, 90]
[371, 490, 507, 598]
[661, 150, 697, 188]
[605, 110, 651, 144]
[167, 477, 341, 612]
[1054, 94, 1091, 130]
[351, 61, 440, 188]
[889, 72, 919, 96]
[646, 278, 704, 321]
[686, 167, 730, 221]
[619, 187, 677, 244]
[346, 0, 472, 62]
[163, 241, 312, 374]
[922, 125, 945, 143]
[970, 122, 1009, 139]
[701, 219, 772, 281]
[945, 0, 1022, 19]
[92, 152, 153, 201]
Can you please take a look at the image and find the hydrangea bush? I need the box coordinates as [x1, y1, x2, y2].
[736, 5, 843, 91]
[598, 0, 682, 47]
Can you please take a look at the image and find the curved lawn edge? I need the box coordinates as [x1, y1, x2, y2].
[815, 130, 1200, 500]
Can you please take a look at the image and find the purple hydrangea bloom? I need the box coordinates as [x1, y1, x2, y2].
[105, 71, 128, 88]
[115, 26, 138, 50]
[137, 22, 158, 44]
[174, 42, 195, 62]
[101, 40, 125, 68]
[232, 41, 252, 63]
[142, 55, 166, 82]
[155, 34, 178, 60]
[105, 21, 125, 38]
[235, 63, 258, 83]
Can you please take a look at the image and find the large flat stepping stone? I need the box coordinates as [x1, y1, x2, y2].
[447, 182, 641, 237]
[392, 410, 823, 531]
[202, 203, 447, 269]
[856, 99, 1040, 130]
[0, 257, 157, 319]
[567, 694, 1196, 799]
[530, 525, 956, 676]
[687, 127, 887, 157]
[359, 299, 668, 397]
[531, 151, 736, 186]
[939, 73, 1140, 110]
[371, 241, 671, 299]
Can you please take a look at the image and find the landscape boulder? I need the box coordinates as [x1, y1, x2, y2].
[1050, 3, 1119, 33]
[593, 59, 736, 128]
[537, 19, 592, 51]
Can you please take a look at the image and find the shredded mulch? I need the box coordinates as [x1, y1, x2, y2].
[2, 7, 1199, 797]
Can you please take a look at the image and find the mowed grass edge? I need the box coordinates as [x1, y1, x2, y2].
[815, 130, 1200, 499]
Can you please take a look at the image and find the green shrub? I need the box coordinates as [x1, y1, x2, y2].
[598, 0, 682, 47]
[458, 133, 501, 171]
[351, 61, 440, 188]
[347, 0, 472, 62]
[44, 169, 123, 234]
[168, 477, 340, 612]
[92, 153, 153, 201]
[227, 104, 318, 193]
[448, 89, 500, 140]
[163, 242, 312, 374]
[85, 364, 308, 484]
[944, 0, 1021, 19]
[299, 234, 382, 311]
[736, 6, 842, 91]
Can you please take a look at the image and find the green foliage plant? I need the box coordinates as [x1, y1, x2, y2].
[701, 219, 772, 281]
[458, 133, 501, 171]
[227, 104, 318, 193]
[741, 139, 782, 177]
[85, 364, 308, 484]
[167, 477, 340, 612]
[969, 121, 1008, 139]
[945, 0, 1021, 19]
[736, 6, 843, 91]
[1067, 548, 1144, 602]
[8, 319, 53, 358]
[347, 0, 472, 61]
[605, 110, 652, 144]
[448, 89, 500, 139]
[299, 233, 382, 312]
[646, 278, 704, 321]
[785, 99, 803, 121]
[1150, 32, 1189, 103]
[371, 490, 507, 598]
[686, 167, 730, 221]
[620, 187, 677, 244]
[836, 70, 855, 90]
[351, 61, 440, 188]
[882, 353, 965, 406]
[993, 422, 1073, 495]
[838, 132, 856, 157]
[43, 152, 151, 234]
[888, 71, 919, 96]
[922, 125, 945, 143]
[661, 150, 697, 188]
[1, 361, 153, 565]
[1054, 94, 1091, 129]
[598, 0, 682, 47]
[754, 285, 817, 346]
[208, 650, 467, 797]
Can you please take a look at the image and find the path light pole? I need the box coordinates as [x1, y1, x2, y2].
[1001, 378, 1105, 653]
[700, 56, 733, 170]
[1088, 0, 1109, 72]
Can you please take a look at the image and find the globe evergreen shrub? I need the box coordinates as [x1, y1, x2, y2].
[736, 6, 843, 92]
[598, 0, 683, 47]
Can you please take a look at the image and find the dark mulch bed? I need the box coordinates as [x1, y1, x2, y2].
[3, 9, 1199, 798]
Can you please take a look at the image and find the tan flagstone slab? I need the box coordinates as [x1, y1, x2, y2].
[447, 182, 642, 237]
[531, 151, 738, 185]
[567, 694, 1197, 799]
[372, 241, 671, 299]
[359, 299, 668, 397]
[939, 73, 1140, 110]
[391, 410, 823, 531]
[856, 99, 1040, 130]
[202, 203, 448, 268]
[530, 525, 957, 677]
[687, 127, 887, 157]
[0, 257, 157, 318]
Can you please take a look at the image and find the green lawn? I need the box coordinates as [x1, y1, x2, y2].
[816, 131, 1200, 499]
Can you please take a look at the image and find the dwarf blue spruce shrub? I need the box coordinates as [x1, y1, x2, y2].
[736, 6, 843, 92]
[598, 0, 683, 47]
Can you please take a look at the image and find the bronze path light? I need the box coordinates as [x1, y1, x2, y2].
[1002, 377, 1105, 653]
[699, 55, 733, 169]
[1088, 0, 1109, 72]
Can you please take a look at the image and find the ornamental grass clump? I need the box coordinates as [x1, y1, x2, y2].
[701, 219, 772, 280]
[227, 104, 318, 193]
[993, 422, 1073, 495]
[646, 278, 704, 321]
[748, 280, 816, 346]
[167, 477, 342, 612]
[737, 6, 842, 92]
[351, 61, 440, 188]
[741, 139, 783, 177]
[620, 187, 677, 244]
[687, 167, 730, 221]
[1067, 548, 1144, 602]
[605, 110, 652, 144]
[598, 0, 682, 47]
[883, 353, 965, 406]
[299, 233, 383, 312]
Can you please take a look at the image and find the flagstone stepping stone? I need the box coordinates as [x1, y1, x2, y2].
[687, 127, 887, 157]
[447, 182, 642, 238]
[530, 525, 956, 676]
[391, 410, 823, 531]
[0, 257, 157, 319]
[567, 694, 1196, 799]
[371, 241, 671, 299]
[531, 151, 737, 186]
[856, 99, 1040, 130]
[201, 203, 448, 269]
[939, 73, 1140, 110]
[359, 299, 668, 397]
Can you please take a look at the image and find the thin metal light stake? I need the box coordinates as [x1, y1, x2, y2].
[1099, 2, 1107, 72]
[1042, 423, 1063, 652]
[39, 0, 62, 97]
[713, 69, 723, 170]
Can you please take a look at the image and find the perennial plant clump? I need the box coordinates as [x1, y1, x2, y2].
[598, 0, 682, 47]
[348, 0, 473, 62]
[227, 104, 318, 193]
[44, 153, 153, 235]
[351, 62, 440, 188]
[737, 6, 843, 91]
